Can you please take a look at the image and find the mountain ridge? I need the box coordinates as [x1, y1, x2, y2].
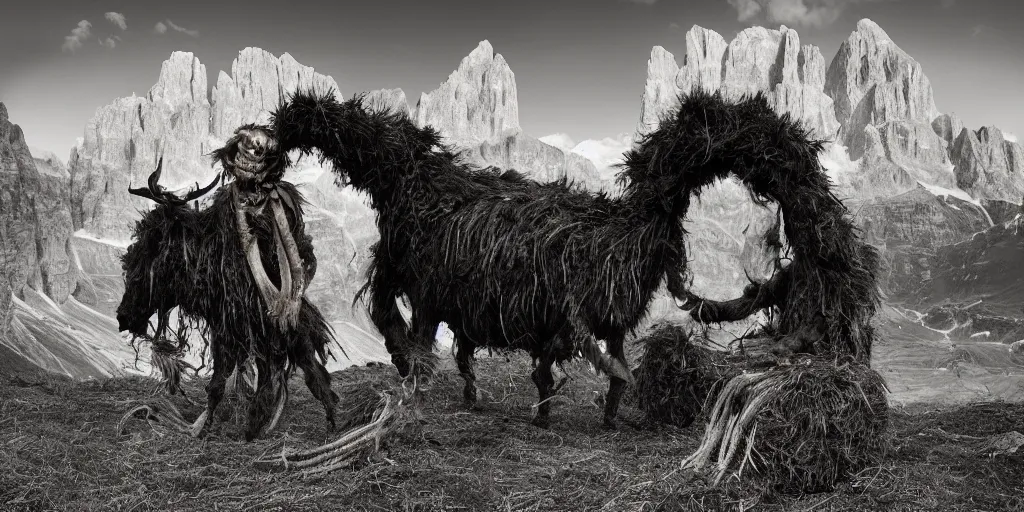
[3, 19, 1022, 389]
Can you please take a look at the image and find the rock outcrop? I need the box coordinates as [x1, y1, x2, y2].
[825, 19, 955, 194]
[0, 106, 123, 380]
[470, 133, 602, 189]
[634, 46, 684, 143]
[1, 104, 77, 332]
[415, 40, 603, 190]
[211, 49, 342, 140]
[363, 88, 412, 117]
[69, 53, 214, 240]
[827, 20, 939, 138]
[415, 41, 520, 147]
[932, 113, 965, 147]
[636, 25, 839, 142]
[950, 126, 1024, 203]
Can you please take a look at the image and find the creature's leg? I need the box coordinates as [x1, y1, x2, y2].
[602, 335, 630, 430]
[530, 346, 557, 429]
[455, 333, 479, 408]
[294, 341, 340, 431]
[402, 308, 440, 422]
[245, 356, 276, 442]
[262, 364, 291, 436]
[570, 320, 633, 429]
[192, 336, 238, 438]
[368, 275, 413, 378]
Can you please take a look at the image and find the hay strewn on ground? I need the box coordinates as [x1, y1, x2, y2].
[682, 356, 890, 495]
[2, 358, 1023, 511]
[630, 323, 738, 428]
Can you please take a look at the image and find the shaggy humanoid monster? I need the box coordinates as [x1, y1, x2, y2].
[116, 125, 340, 441]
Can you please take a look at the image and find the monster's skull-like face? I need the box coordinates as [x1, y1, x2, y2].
[214, 124, 287, 185]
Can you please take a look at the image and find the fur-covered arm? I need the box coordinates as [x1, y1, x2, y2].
[680, 265, 791, 324]
[299, 232, 317, 283]
[279, 183, 318, 283]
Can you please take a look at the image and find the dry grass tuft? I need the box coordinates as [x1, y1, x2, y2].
[682, 355, 889, 495]
[2, 356, 1023, 511]
[630, 323, 738, 428]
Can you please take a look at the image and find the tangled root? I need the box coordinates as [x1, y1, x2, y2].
[117, 400, 193, 437]
[254, 349, 438, 475]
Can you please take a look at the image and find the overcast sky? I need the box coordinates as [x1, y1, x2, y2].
[2, 0, 1022, 159]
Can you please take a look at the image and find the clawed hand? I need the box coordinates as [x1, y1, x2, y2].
[673, 289, 704, 311]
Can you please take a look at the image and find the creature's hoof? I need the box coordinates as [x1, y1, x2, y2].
[393, 357, 411, 378]
[188, 409, 210, 439]
[531, 415, 551, 429]
[463, 387, 479, 408]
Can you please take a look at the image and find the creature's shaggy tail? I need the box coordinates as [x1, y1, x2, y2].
[627, 89, 880, 363]
[620, 89, 828, 212]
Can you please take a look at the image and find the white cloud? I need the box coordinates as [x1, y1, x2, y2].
[154, 21, 168, 34]
[1004, 132, 1019, 144]
[571, 134, 633, 178]
[540, 132, 634, 180]
[726, 0, 889, 28]
[105, 12, 127, 30]
[99, 35, 121, 49]
[166, 19, 200, 37]
[61, 20, 92, 53]
[539, 133, 576, 152]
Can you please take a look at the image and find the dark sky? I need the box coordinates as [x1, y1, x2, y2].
[2, 0, 1022, 158]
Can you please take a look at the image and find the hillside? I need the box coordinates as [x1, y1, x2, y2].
[1, 353, 1022, 511]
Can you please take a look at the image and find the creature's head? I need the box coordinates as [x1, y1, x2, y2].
[116, 157, 221, 336]
[211, 124, 288, 186]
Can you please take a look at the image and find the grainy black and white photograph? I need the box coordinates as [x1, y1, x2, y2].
[2, 0, 1024, 510]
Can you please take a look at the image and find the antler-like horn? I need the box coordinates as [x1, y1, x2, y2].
[149, 156, 165, 193]
[128, 156, 222, 205]
[182, 173, 222, 202]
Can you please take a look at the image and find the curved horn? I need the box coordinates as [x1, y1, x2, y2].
[148, 156, 165, 193]
[127, 184, 160, 202]
[181, 172, 223, 203]
[129, 157, 167, 203]
[128, 157, 221, 206]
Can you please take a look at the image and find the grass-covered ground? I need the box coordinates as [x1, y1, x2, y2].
[1, 353, 1023, 511]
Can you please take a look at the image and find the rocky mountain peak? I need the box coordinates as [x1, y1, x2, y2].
[364, 88, 412, 117]
[634, 46, 681, 142]
[212, 47, 341, 140]
[30, 147, 69, 179]
[950, 125, 1024, 202]
[855, 18, 890, 39]
[414, 40, 520, 146]
[826, 17, 939, 141]
[0, 105, 76, 327]
[636, 24, 838, 142]
[147, 52, 208, 108]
